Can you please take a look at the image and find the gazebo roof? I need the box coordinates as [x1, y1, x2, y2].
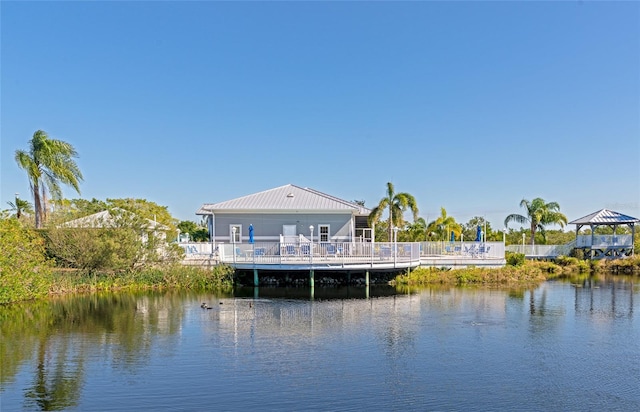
[569, 209, 639, 226]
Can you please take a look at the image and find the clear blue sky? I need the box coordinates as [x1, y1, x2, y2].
[2, 1, 639, 230]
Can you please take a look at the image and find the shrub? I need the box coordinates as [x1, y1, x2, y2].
[43, 212, 183, 273]
[506, 252, 525, 266]
[0, 214, 53, 304]
[569, 248, 585, 260]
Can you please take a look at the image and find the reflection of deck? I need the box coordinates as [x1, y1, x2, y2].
[180, 241, 506, 271]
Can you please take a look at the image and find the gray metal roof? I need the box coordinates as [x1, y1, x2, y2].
[196, 184, 371, 215]
[569, 209, 639, 225]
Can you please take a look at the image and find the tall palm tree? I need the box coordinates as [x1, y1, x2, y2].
[504, 198, 567, 245]
[15, 130, 83, 228]
[368, 182, 419, 241]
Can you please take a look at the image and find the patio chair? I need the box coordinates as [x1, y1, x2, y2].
[301, 244, 310, 255]
[326, 244, 337, 256]
[285, 245, 296, 255]
[235, 247, 243, 259]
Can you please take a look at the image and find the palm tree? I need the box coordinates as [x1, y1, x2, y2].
[426, 207, 461, 241]
[504, 198, 567, 245]
[403, 217, 428, 241]
[6, 198, 34, 219]
[368, 182, 419, 241]
[15, 130, 83, 228]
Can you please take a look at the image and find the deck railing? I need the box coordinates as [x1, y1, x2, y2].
[178, 241, 506, 261]
[506, 235, 636, 258]
[420, 241, 505, 259]
[576, 235, 633, 248]
[216, 241, 421, 266]
[505, 243, 575, 257]
[177, 242, 214, 255]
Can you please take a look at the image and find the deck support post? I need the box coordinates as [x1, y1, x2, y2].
[310, 269, 315, 288]
[253, 269, 259, 287]
[347, 272, 351, 285]
[365, 270, 370, 286]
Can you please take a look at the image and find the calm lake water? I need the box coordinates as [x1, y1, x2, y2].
[2, 276, 639, 411]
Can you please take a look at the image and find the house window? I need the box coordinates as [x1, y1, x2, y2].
[230, 224, 242, 243]
[319, 225, 329, 242]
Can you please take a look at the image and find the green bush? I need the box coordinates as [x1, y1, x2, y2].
[506, 252, 525, 266]
[43, 209, 183, 273]
[569, 248, 585, 260]
[0, 214, 53, 304]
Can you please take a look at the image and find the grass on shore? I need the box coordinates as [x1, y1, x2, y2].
[47, 264, 235, 296]
[5, 256, 639, 305]
[393, 256, 640, 287]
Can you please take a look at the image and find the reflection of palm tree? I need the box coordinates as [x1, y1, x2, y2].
[15, 130, 83, 228]
[368, 182, 419, 241]
[504, 198, 567, 245]
[26, 337, 84, 411]
[5, 293, 189, 410]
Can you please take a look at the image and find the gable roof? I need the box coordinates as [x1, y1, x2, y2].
[569, 209, 639, 225]
[60, 208, 169, 230]
[196, 184, 370, 215]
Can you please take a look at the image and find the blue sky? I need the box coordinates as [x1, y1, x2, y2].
[2, 1, 639, 230]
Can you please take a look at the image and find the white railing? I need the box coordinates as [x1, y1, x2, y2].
[180, 241, 507, 262]
[576, 235, 633, 248]
[506, 244, 574, 257]
[215, 241, 421, 266]
[177, 242, 213, 255]
[505, 235, 635, 258]
[419, 241, 505, 259]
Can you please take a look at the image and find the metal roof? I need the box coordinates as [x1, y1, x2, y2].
[196, 184, 371, 215]
[569, 209, 639, 225]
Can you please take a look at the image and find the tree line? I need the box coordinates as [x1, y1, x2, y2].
[9, 130, 628, 249]
[365, 181, 573, 245]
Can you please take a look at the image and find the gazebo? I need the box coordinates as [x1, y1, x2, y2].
[569, 209, 638, 259]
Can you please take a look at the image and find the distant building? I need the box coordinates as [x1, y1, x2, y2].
[60, 208, 169, 243]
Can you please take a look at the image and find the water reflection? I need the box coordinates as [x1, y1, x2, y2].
[1, 291, 193, 410]
[571, 276, 636, 318]
[1, 278, 639, 411]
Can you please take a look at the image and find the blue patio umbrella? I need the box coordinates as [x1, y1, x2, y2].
[476, 225, 482, 242]
[450, 231, 455, 242]
[248, 224, 254, 244]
